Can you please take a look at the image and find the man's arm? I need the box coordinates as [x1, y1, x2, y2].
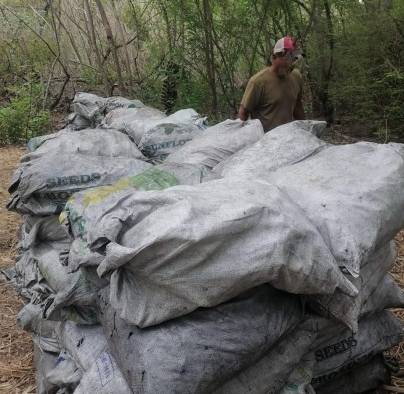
[293, 96, 305, 120]
[238, 104, 249, 121]
[239, 79, 258, 121]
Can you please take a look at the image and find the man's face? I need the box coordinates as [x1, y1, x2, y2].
[273, 51, 294, 78]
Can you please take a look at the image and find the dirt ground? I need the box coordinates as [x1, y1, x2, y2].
[0, 142, 403, 393]
[0, 146, 35, 394]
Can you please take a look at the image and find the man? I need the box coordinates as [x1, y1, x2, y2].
[238, 36, 305, 132]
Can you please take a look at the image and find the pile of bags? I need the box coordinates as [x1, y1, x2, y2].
[3, 92, 404, 394]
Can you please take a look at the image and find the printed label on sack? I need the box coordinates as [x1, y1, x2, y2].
[36, 188, 83, 214]
[46, 173, 102, 188]
[312, 351, 375, 386]
[39, 190, 76, 201]
[96, 351, 114, 387]
[315, 335, 357, 362]
[143, 138, 192, 155]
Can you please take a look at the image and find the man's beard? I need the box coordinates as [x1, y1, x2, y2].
[276, 66, 289, 79]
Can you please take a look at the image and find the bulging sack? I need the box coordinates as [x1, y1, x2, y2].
[31, 242, 106, 311]
[55, 322, 131, 394]
[165, 119, 264, 170]
[14, 242, 105, 326]
[55, 322, 107, 371]
[31, 321, 130, 393]
[360, 274, 404, 316]
[311, 310, 402, 387]
[18, 298, 98, 329]
[66, 112, 92, 131]
[98, 285, 303, 394]
[315, 354, 392, 394]
[72, 351, 132, 394]
[27, 132, 58, 152]
[32, 321, 131, 394]
[7, 153, 152, 215]
[102, 106, 166, 143]
[3, 250, 40, 298]
[217, 124, 404, 279]
[21, 215, 70, 249]
[3, 238, 70, 300]
[87, 177, 355, 327]
[45, 350, 82, 389]
[62, 163, 207, 272]
[24, 128, 145, 159]
[261, 142, 404, 278]
[72, 92, 107, 127]
[33, 344, 67, 394]
[67, 94, 144, 131]
[62, 167, 181, 240]
[308, 241, 397, 332]
[226, 311, 402, 394]
[103, 107, 205, 148]
[214, 317, 325, 394]
[213, 120, 327, 178]
[62, 163, 205, 240]
[138, 122, 205, 161]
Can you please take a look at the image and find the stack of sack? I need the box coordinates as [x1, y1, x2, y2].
[4, 92, 271, 393]
[3, 92, 404, 393]
[78, 92, 210, 162]
[65, 92, 144, 131]
[3, 95, 155, 392]
[63, 119, 404, 393]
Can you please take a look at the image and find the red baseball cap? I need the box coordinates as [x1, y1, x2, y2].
[273, 36, 297, 54]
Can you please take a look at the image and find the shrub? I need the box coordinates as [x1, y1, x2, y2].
[0, 82, 50, 144]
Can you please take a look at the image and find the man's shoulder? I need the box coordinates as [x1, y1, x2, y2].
[290, 68, 303, 81]
[249, 67, 272, 85]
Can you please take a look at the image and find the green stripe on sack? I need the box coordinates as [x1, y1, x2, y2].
[60, 167, 179, 234]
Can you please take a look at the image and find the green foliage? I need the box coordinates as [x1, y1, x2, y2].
[1, 0, 404, 141]
[323, 0, 404, 138]
[121, 2, 150, 43]
[176, 75, 210, 114]
[80, 67, 100, 88]
[372, 69, 404, 137]
[0, 82, 50, 144]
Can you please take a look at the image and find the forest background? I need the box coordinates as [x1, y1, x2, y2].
[0, 0, 403, 144]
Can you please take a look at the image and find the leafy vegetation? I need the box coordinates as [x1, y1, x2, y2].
[0, 0, 403, 144]
[0, 82, 50, 144]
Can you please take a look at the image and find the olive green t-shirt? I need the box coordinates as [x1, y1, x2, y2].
[241, 67, 303, 132]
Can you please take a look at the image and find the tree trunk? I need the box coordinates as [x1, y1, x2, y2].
[309, 0, 335, 123]
[94, 0, 126, 95]
[111, 0, 134, 95]
[321, 0, 335, 123]
[200, 0, 218, 114]
[55, 3, 83, 63]
[83, 0, 110, 94]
